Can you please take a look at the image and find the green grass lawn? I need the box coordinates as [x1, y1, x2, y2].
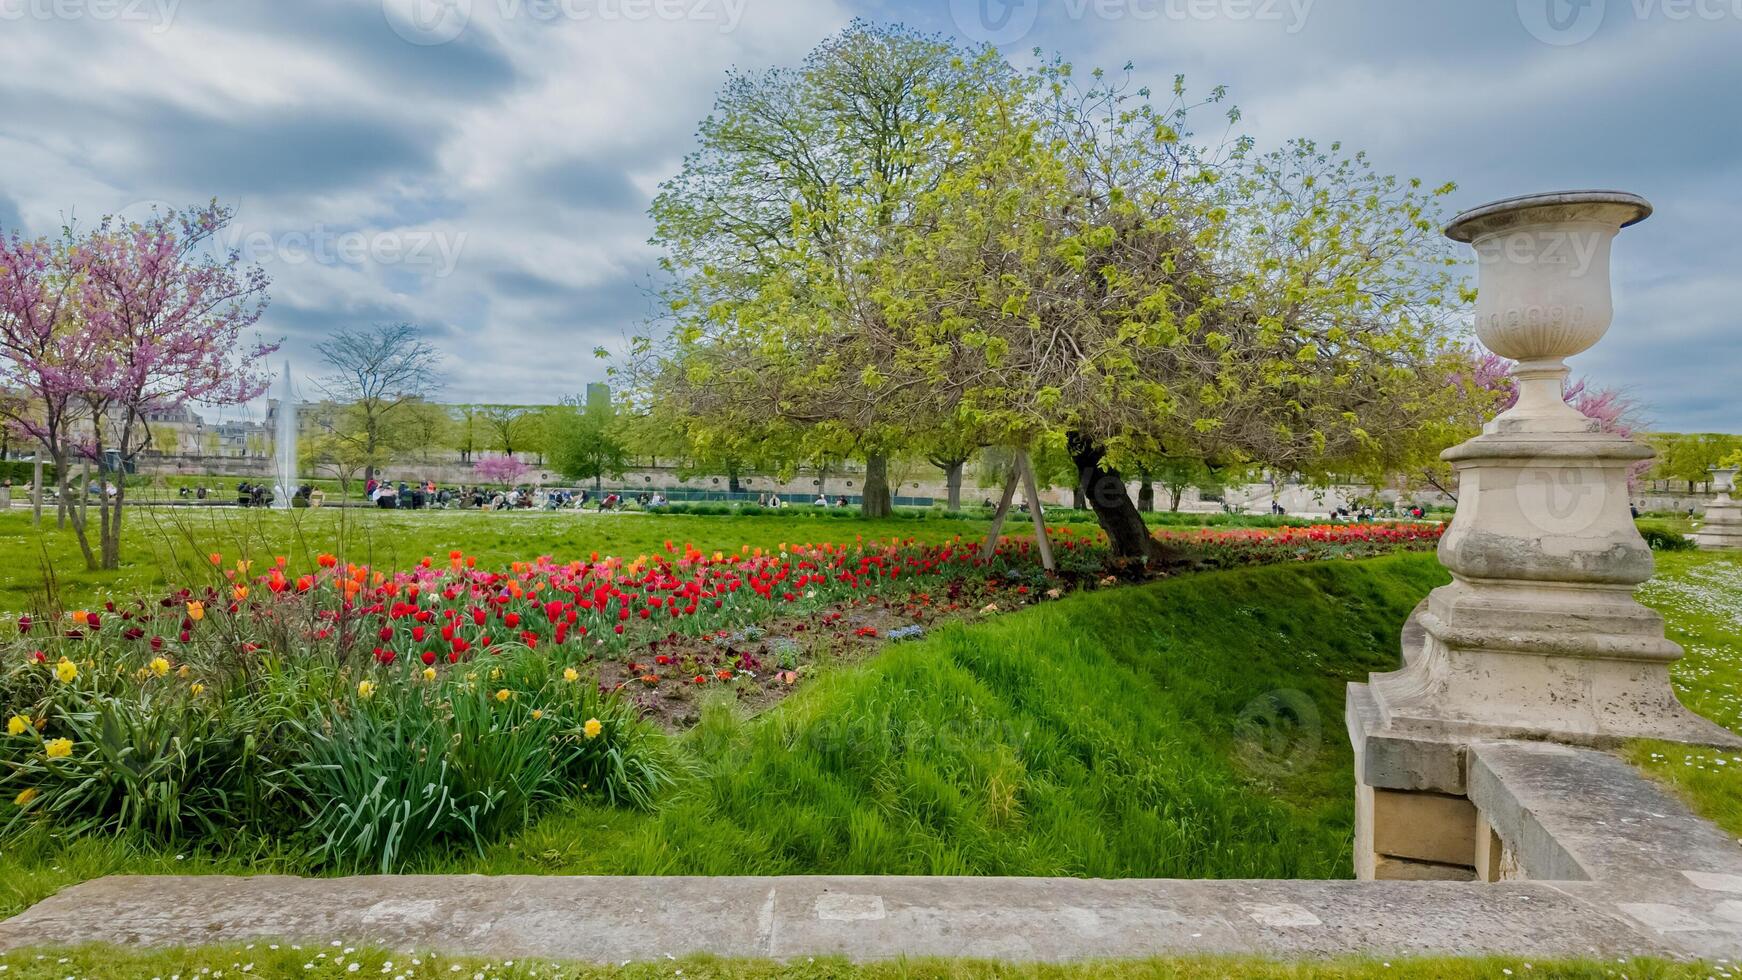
[0, 948, 1712, 980]
[1628, 550, 1742, 838]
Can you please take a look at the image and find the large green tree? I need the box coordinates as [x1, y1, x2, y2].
[636, 21, 992, 517]
[547, 395, 629, 492]
[870, 60, 1470, 557]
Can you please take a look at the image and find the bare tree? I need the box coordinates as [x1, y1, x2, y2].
[313, 322, 443, 484]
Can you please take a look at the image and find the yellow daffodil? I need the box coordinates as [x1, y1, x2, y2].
[357, 680, 375, 699]
[495, 688, 512, 703]
[53, 658, 77, 684]
[44, 738, 72, 759]
[13, 787, 38, 807]
[185, 601, 205, 622]
[583, 718, 603, 739]
[562, 667, 579, 683]
[6, 714, 29, 736]
[148, 657, 171, 678]
[422, 667, 437, 682]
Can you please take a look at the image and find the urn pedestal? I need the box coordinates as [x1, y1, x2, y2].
[1695, 466, 1742, 551]
[1347, 191, 1740, 882]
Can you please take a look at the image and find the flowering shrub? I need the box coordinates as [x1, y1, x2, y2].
[0, 521, 1441, 868]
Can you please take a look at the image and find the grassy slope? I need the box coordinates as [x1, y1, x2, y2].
[1628, 550, 1742, 838]
[0, 554, 1451, 914]
[0, 948, 1710, 980]
[457, 554, 1451, 880]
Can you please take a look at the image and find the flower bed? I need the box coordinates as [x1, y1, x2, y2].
[0, 522, 1442, 871]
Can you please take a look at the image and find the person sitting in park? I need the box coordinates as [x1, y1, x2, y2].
[814, 494, 829, 507]
[600, 492, 621, 511]
[648, 492, 668, 508]
[834, 495, 848, 508]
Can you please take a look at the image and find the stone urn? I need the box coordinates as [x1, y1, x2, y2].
[1354, 190, 1735, 747]
[1695, 465, 1742, 550]
[1345, 189, 1738, 883]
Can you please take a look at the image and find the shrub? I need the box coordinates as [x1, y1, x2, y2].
[1638, 521, 1696, 551]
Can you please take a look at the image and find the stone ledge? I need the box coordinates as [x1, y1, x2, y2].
[1468, 740, 1742, 887]
[0, 875, 1690, 962]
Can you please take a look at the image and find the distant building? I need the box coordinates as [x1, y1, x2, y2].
[585, 383, 611, 412]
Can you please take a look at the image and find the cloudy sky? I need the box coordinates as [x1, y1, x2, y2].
[2, 0, 1736, 430]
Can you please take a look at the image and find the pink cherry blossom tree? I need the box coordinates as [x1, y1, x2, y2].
[1425, 351, 1650, 500]
[473, 454, 532, 486]
[0, 232, 90, 529]
[64, 203, 275, 569]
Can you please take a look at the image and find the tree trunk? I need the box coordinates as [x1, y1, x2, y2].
[945, 459, 964, 511]
[31, 456, 43, 528]
[1069, 431, 1163, 562]
[728, 473, 742, 494]
[1136, 467, 1154, 512]
[860, 453, 893, 518]
[1169, 485, 1185, 512]
[1071, 483, 1085, 510]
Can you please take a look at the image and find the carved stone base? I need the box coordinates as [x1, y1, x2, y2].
[1695, 496, 1742, 551]
[1364, 582, 1739, 748]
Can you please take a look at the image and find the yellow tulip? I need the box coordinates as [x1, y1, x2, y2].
[190, 683, 205, 696]
[495, 688, 512, 703]
[422, 667, 437, 682]
[44, 738, 72, 759]
[53, 658, 78, 684]
[148, 657, 171, 678]
[186, 601, 205, 622]
[562, 667, 579, 683]
[583, 718, 603, 739]
[6, 714, 29, 736]
[357, 680, 375, 699]
[531, 709, 544, 721]
[13, 787, 38, 807]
